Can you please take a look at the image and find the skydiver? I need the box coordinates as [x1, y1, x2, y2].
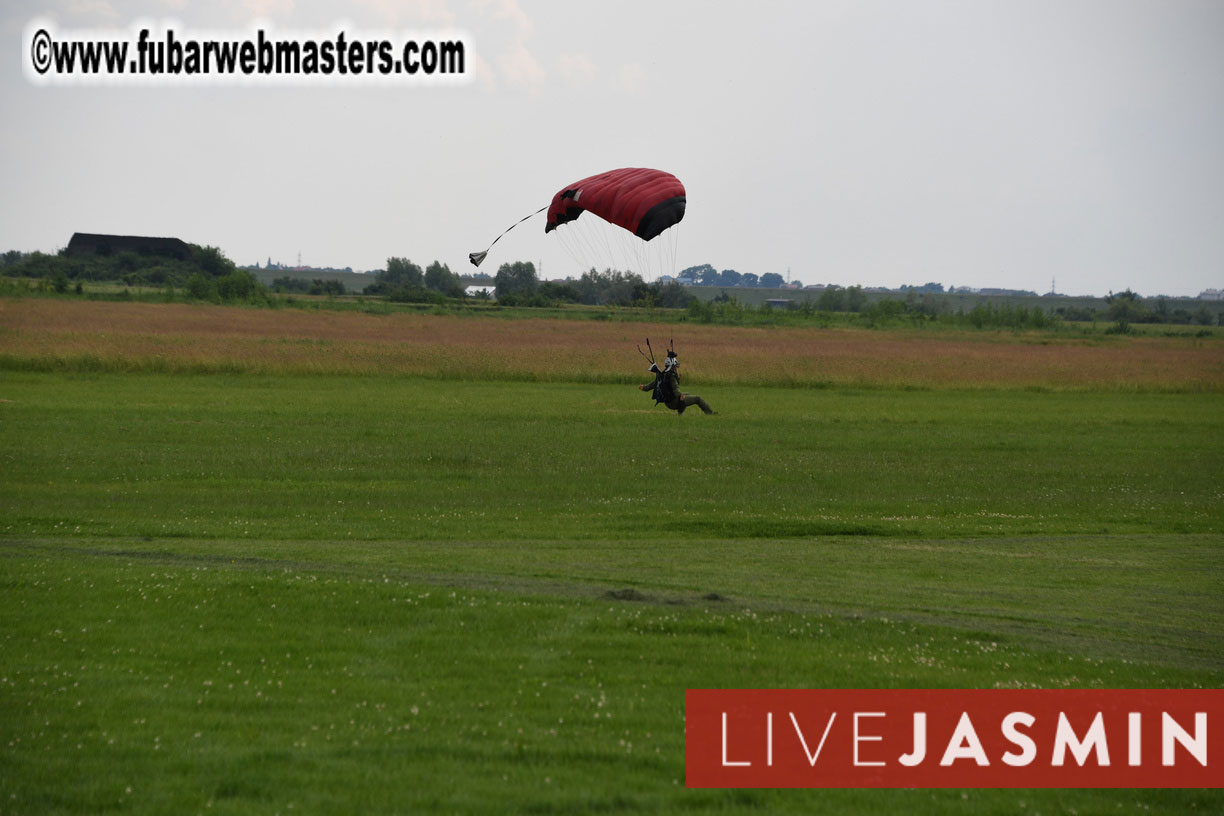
[638, 345, 714, 415]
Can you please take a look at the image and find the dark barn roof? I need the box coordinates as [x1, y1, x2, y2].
[67, 233, 192, 260]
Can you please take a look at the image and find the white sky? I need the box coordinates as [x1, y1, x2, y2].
[2, 0, 1222, 297]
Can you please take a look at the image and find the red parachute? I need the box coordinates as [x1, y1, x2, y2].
[470, 168, 686, 278]
[545, 168, 686, 241]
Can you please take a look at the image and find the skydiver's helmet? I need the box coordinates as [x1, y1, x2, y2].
[664, 352, 678, 372]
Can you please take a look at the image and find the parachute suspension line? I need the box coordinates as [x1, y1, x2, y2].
[553, 218, 602, 279]
[468, 205, 547, 268]
[636, 235, 654, 281]
[668, 224, 680, 280]
[576, 219, 605, 275]
[598, 217, 619, 275]
[574, 218, 616, 278]
[550, 213, 683, 283]
[553, 219, 589, 277]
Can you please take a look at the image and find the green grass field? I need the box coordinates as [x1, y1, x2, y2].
[2, 321, 1223, 812]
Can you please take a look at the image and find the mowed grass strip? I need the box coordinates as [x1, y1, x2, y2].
[13, 528, 1220, 671]
[2, 298, 1222, 389]
[2, 374, 1221, 544]
[2, 546, 1220, 815]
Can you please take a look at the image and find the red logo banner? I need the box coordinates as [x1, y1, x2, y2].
[686, 689, 1222, 788]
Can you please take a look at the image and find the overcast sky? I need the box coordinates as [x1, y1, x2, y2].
[3, 0, 1222, 297]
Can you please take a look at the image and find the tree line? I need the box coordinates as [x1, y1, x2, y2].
[679, 264, 793, 288]
[1, 245, 266, 304]
[1098, 289, 1218, 331]
[361, 257, 466, 303]
[4, 246, 1218, 327]
[491, 262, 694, 308]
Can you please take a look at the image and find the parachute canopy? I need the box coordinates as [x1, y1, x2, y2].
[545, 168, 686, 241]
[470, 167, 686, 279]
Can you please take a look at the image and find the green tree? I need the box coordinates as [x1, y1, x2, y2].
[194, 246, 236, 277]
[679, 263, 715, 283]
[364, 257, 424, 297]
[654, 281, 694, 309]
[494, 261, 538, 300]
[385, 257, 424, 288]
[845, 285, 867, 312]
[1106, 289, 1148, 330]
[759, 272, 784, 288]
[424, 261, 465, 298]
[817, 286, 844, 312]
[575, 268, 640, 306]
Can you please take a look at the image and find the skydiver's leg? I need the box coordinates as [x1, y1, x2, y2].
[679, 394, 714, 414]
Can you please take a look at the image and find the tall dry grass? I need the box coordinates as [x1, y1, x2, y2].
[2, 299, 1221, 390]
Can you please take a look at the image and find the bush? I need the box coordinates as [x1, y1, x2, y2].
[868, 299, 907, 321]
[538, 280, 582, 303]
[216, 270, 259, 301]
[186, 273, 217, 301]
[309, 280, 346, 296]
[962, 302, 1058, 330]
[386, 286, 446, 305]
[686, 298, 715, 323]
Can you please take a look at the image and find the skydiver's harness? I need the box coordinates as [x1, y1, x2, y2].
[646, 364, 681, 407]
[639, 338, 683, 410]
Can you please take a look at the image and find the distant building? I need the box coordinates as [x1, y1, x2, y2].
[66, 233, 192, 260]
[764, 298, 794, 309]
[1199, 289, 1223, 301]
